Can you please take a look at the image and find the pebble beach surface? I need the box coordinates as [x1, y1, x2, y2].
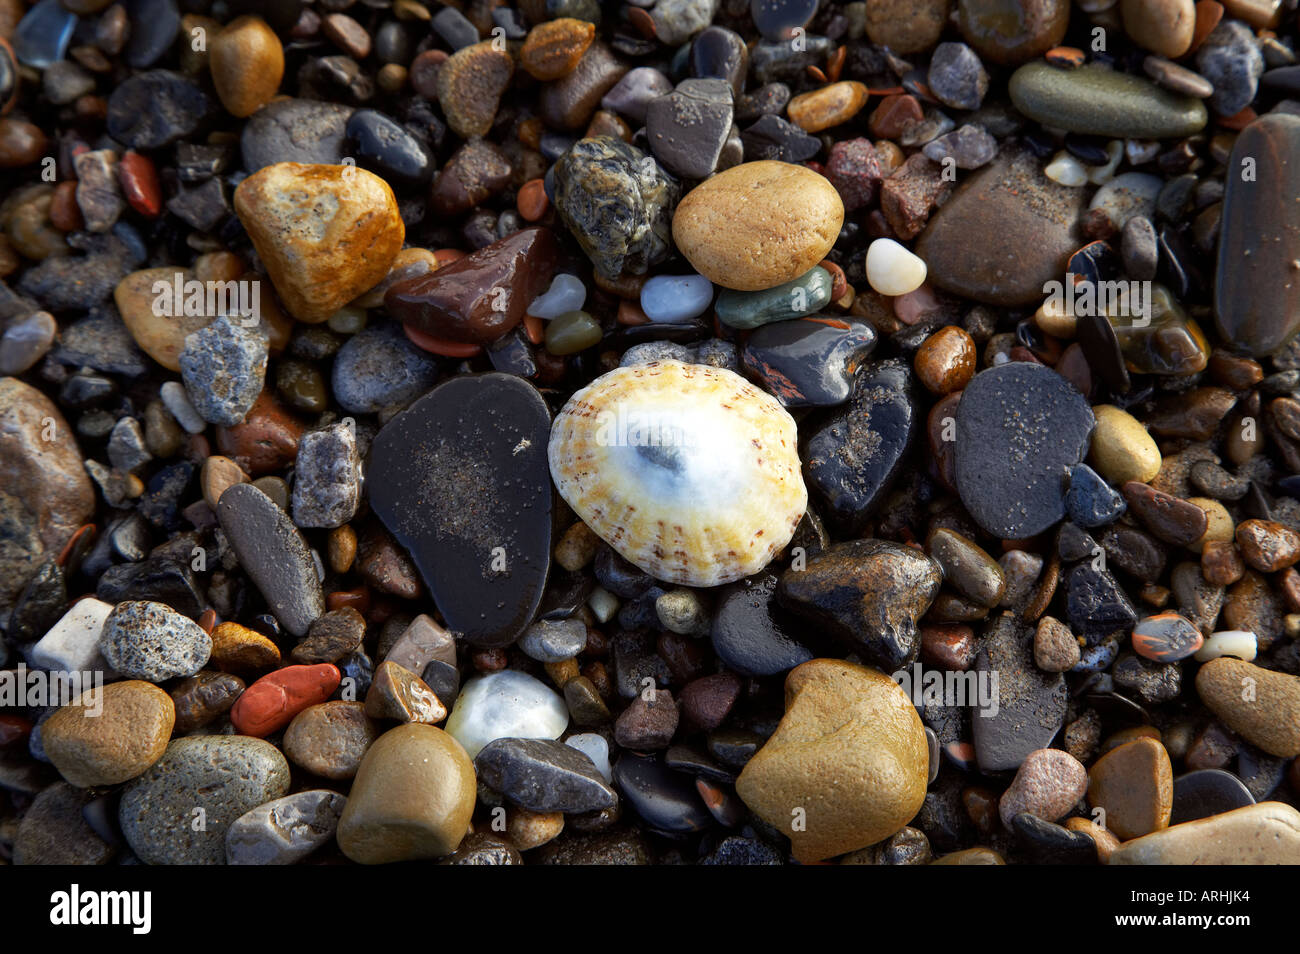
[1, 0, 1300, 869]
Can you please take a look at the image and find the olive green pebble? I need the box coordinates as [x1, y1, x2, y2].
[545, 310, 602, 355]
[276, 359, 329, 413]
[253, 475, 290, 510]
[715, 266, 833, 329]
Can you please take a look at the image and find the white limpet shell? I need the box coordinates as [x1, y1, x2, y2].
[1193, 630, 1258, 663]
[548, 360, 807, 588]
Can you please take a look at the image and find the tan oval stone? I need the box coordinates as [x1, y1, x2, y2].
[507, 807, 564, 850]
[931, 846, 1006, 864]
[283, 700, 380, 780]
[114, 268, 211, 372]
[520, 17, 595, 81]
[1065, 815, 1122, 863]
[1121, 0, 1195, 59]
[200, 454, 248, 509]
[672, 161, 844, 291]
[1109, 802, 1300, 864]
[210, 15, 284, 118]
[735, 658, 928, 863]
[337, 723, 476, 862]
[437, 41, 514, 139]
[1187, 496, 1233, 554]
[1196, 657, 1300, 757]
[233, 162, 404, 323]
[209, 621, 281, 671]
[1088, 404, 1162, 485]
[787, 81, 870, 133]
[43, 681, 175, 788]
[1086, 736, 1173, 840]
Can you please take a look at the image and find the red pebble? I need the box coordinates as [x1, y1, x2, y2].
[402, 322, 483, 357]
[119, 151, 162, 217]
[229, 663, 341, 737]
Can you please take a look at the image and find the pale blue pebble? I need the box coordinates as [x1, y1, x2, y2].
[528, 273, 586, 319]
[13, 0, 77, 69]
[640, 274, 714, 323]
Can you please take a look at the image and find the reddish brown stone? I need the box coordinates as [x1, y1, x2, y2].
[868, 94, 923, 139]
[920, 623, 977, 670]
[1235, 519, 1300, 572]
[215, 390, 303, 476]
[679, 672, 741, 731]
[119, 150, 161, 217]
[1201, 540, 1245, 586]
[229, 663, 342, 737]
[880, 154, 954, 241]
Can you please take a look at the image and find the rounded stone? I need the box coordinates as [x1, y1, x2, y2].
[99, 600, 212, 682]
[1089, 404, 1161, 485]
[1195, 658, 1300, 758]
[998, 748, 1088, 827]
[445, 670, 569, 758]
[1086, 736, 1174, 840]
[957, 0, 1070, 65]
[225, 790, 346, 865]
[43, 680, 174, 788]
[1121, 0, 1195, 58]
[735, 659, 928, 862]
[337, 724, 477, 863]
[209, 15, 284, 118]
[672, 161, 844, 291]
[1109, 802, 1300, 864]
[283, 701, 379, 780]
[118, 735, 291, 864]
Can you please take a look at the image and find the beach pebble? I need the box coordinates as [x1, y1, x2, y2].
[475, 737, 617, 813]
[1196, 658, 1300, 757]
[43, 680, 174, 788]
[31, 598, 116, 674]
[445, 670, 569, 759]
[98, 600, 211, 682]
[283, 701, 379, 780]
[1108, 802, 1300, 864]
[291, 422, 360, 529]
[998, 748, 1088, 827]
[230, 663, 341, 738]
[225, 790, 346, 865]
[179, 314, 267, 427]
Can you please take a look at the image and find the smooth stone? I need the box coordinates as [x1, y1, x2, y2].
[613, 753, 712, 833]
[1109, 802, 1300, 864]
[927, 528, 1005, 606]
[672, 160, 843, 291]
[337, 724, 476, 863]
[751, 0, 817, 39]
[646, 78, 733, 179]
[1196, 20, 1263, 116]
[119, 736, 290, 864]
[955, 362, 1095, 538]
[741, 114, 821, 163]
[777, 539, 942, 672]
[283, 701, 378, 780]
[13, 783, 114, 865]
[640, 273, 714, 323]
[565, 733, 612, 783]
[1194, 630, 1257, 662]
[710, 572, 814, 676]
[928, 41, 990, 110]
[689, 25, 748, 96]
[241, 100, 354, 172]
[1132, 611, 1204, 661]
[367, 375, 552, 647]
[737, 659, 928, 862]
[741, 314, 877, 408]
[444, 670, 569, 759]
[520, 18, 595, 80]
[99, 600, 211, 682]
[539, 41, 628, 130]
[1170, 769, 1255, 824]
[43, 680, 174, 788]
[1087, 737, 1174, 840]
[998, 748, 1089, 826]
[528, 273, 587, 319]
[716, 267, 832, 329]
[957, 0, 1069, 66]
[552, 136, 678, 280]
[915, 145, 1085, 306]
[973, 613, 1068, 772]
[210, 15, 283, 118]
[1009, 62, 1207, 138]
[31, 598, 116, 674]
[216, 483, 325, 638]
[235, 163, 403, 324]
[437, 42, 513, 139]
[803, 358, 919, 533]
[602, 67, 673, 124]
[1215, 115, 1300, 357]
[12, 0, 76, 69]
[0, 310, 56, 375]
[330, 321, 438, 415]
[1196, 658, 1300, 757]
[225, 790, 345, 865]
[344, 109, 434, 188]
[475, 738, 616, 812]
[519, 618, 586, 662]
[1066, 562, 1139, 640]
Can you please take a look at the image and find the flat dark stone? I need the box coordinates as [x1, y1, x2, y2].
[1215, 114, 1300, 357]
[1010, 812, 1098, 864]
[710, 571, 814, 677]
[216, 483, 325, 638]
[345, 108, 435, 188]
[742, 315, 877, 408]
[106, 70, 210, 150]
[955, 362, 1095, 539]
[474, 738, 617, 813]
[240, 99, 354, 172]
[972, 614, 1067, 773]
[803, 358, 919, 534]
[612, 754, 713, 834]
[1065, 562, 1138, 642]
[96, 557, 205, 620]
[646, 78, 733, 180]
[1170, 769, 1255, 825]
[367, 373, 552, 647]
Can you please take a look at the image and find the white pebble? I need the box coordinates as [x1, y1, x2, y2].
[30, 598, 118, 675]
[1045, 151, 1088, 187]
[1194, 630, 1257, 663]
[443, 670, 569, 758]
[527, 273, 586, 319]
[160, 381, 206, 434]
[865, 238, 927, 296]
[587, 586, 619, 624]
[565, 733, 612, 782]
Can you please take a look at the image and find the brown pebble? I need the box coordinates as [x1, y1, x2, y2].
[1086, 737, 1173, 840]
[215, 390, 303, 476]
[520, 17, 595, 81]
[868, 94, 923, 139]
[200, 454, 248, 509]
[1235, 518, 1300, 572]
[210, 15, 284, 117]
[1200, 539, 1244, 586]
[437, 41, 514, 139]
[787, 81, 870, 133]
[328, 524, 358, 574]
[914, 325, 976, 395]
[322, 13, 371, 58]
[409, 49, 447, 99]
[0, 117, 47, 167]
[1121, 481, 1208, 547]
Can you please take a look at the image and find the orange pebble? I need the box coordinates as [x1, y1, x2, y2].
[1044, 46, 1086, 68]
[229, 663, 341, 737]
[1217, 106, 1257, 130]
[523, 313, 545, 344]
[517, 178, 549, 222]
[433, 248, 467, 267]
[403, 323, 484, 357]
[1189, 0, 1223, 53]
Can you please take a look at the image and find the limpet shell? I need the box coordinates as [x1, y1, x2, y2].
[548, 360, 807, 587]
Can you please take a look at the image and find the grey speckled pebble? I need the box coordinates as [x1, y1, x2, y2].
[225, 790, 347, 865]
[0, 311, 57, 375]
[240, 99, 355, 173]
[179, 314, 268, 426]
[331, 321, 439, 415]
[292, 422, 361, 529]
[1196, 20, 1263, 117]
[98, 599, 211, 682]
[119, 736, 290, 865]
[217, 483, 325, 638]
[519, 618, 587, 662]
